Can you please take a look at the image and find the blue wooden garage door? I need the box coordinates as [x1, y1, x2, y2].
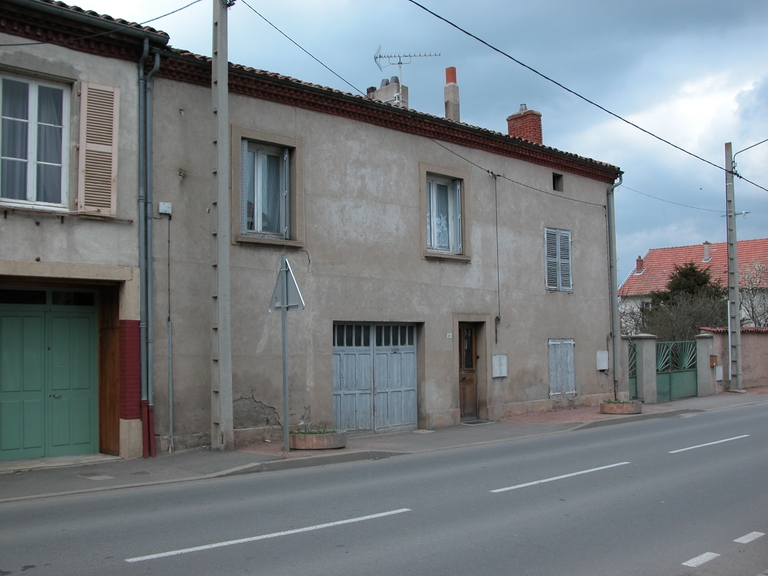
[333, 324, 417, 432]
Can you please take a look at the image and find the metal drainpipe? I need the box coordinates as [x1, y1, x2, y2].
[145, 52, 161, 458]
[607, 173, 623, 400]
[138, 39, 150, 458]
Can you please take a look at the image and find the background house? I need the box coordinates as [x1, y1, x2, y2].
[618, 239, 768, 329]
[1, 0, 622, 460]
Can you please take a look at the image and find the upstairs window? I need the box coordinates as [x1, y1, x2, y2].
[545, 228, 572, 291]
[426, 176, 462, 255]
[1, 76, 68, 207]
[241, 141, 290, 238]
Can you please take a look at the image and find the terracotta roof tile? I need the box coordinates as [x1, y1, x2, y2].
[618, 238, 768, 296]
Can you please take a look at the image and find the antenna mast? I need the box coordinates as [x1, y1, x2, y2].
[373, 46, 440, 107]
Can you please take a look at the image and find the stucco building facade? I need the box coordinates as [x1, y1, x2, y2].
[0, 0, 622, 460]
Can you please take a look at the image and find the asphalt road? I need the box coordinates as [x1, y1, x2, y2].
[2, 404, 767, 576]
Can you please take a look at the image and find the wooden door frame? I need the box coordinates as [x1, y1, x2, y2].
[452, 314, 492, 421]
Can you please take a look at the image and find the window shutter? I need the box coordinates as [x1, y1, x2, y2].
[559, 230, 572, 290]
[283, 147, 290, 239]
[452, 179, 462, 254]
[78, 82, 119, 215]
[545, 229, 559, 289]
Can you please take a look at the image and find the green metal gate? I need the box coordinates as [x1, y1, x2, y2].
[0, 290, 98, 461]
[656, 341, 697, 403]
[628, 342, 638, 400]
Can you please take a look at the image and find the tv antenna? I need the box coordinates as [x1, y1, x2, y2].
[374, 45, 440, 87]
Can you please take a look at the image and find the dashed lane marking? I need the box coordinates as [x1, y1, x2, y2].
[682, 552, 720, 567]
[735, 531, 765, 544]
[669, 434, 749, 454]
[125, 508, 411, 563]
[490, 462, 630, 493]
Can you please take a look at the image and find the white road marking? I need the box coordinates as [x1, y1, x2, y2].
[735, 531, 765, 544]
[490, 462, 630, 493]
[669, 434, 749, 454]
[682, 552, 720, 567]
[124, 508, 411, 563]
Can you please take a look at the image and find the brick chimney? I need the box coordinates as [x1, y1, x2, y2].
[444, 67, 460, 122]
[507, 104, 542, 144]
[635, 256, 644, 273]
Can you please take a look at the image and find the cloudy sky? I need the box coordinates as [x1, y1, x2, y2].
[74, 0, 768, 283]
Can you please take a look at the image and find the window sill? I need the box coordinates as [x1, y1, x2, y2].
[0, 204, 129, 223]
[546, 288, 573, 293]
[423, 251, 471, 263]
[236, 234, 304, 249]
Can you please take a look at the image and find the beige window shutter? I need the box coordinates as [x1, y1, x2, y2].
[78, 82, 119, 215]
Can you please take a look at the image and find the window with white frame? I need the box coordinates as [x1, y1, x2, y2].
[1, 75, 68, 207]
[240, 141, 290, 238]
[426, 176, 462, 254]
[545, 228, 572, 291]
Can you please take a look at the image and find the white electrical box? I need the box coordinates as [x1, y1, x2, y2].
[492, 355, 508, 378]
[596, 350, 609, 371]
[158, 202, 172, 215]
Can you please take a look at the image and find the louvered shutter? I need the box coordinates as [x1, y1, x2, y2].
[78, 82, 119, 214]
[559, 230, 572, 290]
[545, 228, 559, 289]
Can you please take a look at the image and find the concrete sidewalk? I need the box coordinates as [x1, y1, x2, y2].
[2, 387, 767, 503]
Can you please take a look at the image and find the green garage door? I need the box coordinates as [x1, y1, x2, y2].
[0, 291, 97, 461]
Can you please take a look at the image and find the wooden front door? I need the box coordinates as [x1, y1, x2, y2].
[459, 323, 477, 419]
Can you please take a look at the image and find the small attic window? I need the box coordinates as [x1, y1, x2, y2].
[553, 173, 564, 192]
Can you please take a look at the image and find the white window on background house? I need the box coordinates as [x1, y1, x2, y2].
[426, 176, 462, 254]
[545, 228, 572, 291]
[1, 75, 68, 207]
[241, 141, 290, 238]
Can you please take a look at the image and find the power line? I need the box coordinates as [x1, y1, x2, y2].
[239, 0, 365, 96]
[620, 185, 725, 213]
[429, 138, 607, 208]
[0, 0, 202, 48]
[406, 0, 768, 194]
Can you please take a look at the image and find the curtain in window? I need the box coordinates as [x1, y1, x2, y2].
[260, 152, 281, 234]
[241, 142, 255, 232]
[36, 86, 63, 203]
[1, 79, 29, 199]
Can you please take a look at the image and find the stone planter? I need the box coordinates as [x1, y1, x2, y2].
[600, 401, 642, 415]
[288, 431, 346, 450]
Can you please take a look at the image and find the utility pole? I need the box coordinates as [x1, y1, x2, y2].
[724, 142, 742, 392]
[211, 0, 235, 448]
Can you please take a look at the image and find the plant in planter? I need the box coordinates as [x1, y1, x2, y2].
[288, 407, 346, 450]
[600, 399, 642, 414]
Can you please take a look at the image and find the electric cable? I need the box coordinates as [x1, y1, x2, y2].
[239, 0, 365, 96]
[406, 0, 768, 194]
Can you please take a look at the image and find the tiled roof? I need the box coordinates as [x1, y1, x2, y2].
[8, 1, 619, 182]
[700, 326, 768, 334]
[36, 0, 168, 37]
[618, 238, 768, 297]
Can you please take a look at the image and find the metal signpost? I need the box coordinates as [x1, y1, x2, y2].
[269, 256, 305, 452]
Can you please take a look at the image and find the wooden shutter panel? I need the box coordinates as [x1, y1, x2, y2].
[78, 82, 119, 215]
[559, 230, 572, 290]
[545, 228, 559, 289]
[283, 147, 290, 239]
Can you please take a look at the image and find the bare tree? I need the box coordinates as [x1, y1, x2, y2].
[740, 260, 768, 327]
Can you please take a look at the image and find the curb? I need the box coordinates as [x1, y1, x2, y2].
[0, 450, 406, 504]
[570, 408, 703, 430]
